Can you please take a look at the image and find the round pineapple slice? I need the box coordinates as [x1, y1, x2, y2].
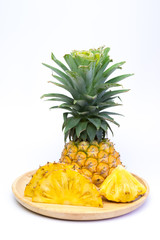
[32, 169, 103, 207]
[99, 165, 146, 202]
[24, 162, 80, 198]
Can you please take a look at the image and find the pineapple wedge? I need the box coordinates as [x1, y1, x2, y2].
[24, 162, 81, 197]
[32, 169, 103, 207]
[99, 165, 146, 202]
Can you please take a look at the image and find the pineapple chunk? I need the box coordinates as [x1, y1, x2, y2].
[99, 165, 146, 202]
[32, 169, 103, 207]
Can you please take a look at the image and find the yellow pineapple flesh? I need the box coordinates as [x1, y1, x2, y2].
[24, 162, 81, 197]
[60, 139, 122, 187]
[32, 169, 103, 207]
[99, 165, 146, 202]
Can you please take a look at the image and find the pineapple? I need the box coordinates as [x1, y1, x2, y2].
[41, 46, 133, 186]
[32, 168, 103, 207]
[99, 166, 146, 202]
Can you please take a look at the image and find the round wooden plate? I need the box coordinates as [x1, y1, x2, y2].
[12, 170, 149, 221]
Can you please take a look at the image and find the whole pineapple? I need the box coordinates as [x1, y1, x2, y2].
[41, 46, 133, 186]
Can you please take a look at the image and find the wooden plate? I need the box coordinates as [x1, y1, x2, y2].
[12, 170, 149, 221]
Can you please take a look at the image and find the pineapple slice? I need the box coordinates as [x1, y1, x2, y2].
[32, 169, 103, 207]
[24, 162, 80, 197]
[24, 162, 54, 197]
[99, 165, 146, 202]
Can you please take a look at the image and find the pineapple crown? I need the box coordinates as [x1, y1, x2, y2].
[41, 46, 133, 142]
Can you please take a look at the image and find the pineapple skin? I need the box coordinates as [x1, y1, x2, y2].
[60, 138, 122, 186]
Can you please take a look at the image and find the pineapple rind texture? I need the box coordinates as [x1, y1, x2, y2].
[60, 138, 122, 186]
[99, 165, 146, 202]
[32, 169, 103, 207]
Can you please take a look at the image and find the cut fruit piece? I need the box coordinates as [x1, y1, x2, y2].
[24, 162, 80, 197]
[32, 169, 103, 207]
[99, 165, 146, 202]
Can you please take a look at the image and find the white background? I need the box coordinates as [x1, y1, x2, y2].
[0, 0, 160, 239]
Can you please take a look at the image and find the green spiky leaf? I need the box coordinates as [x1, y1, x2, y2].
[42, 63, 73, 86]
[100, 89, 130, 101]
[87, 123, 97, 142]
[87, 118, 101, 130]
[103, 62, 126, 79]
[51, 74, 72, 88]
[80, 131, 87, 141]
[62, 112, 70, 130]
[48, 81, 79, 99]
[76, 121, 88, 138]
[107, 74, 134, 84]
[99, 112, 120, 127]
[96, 129, 103, 142]
[64, 117, 81, 133]
[64, 54, 79, 73]
[101, 121, 108, 132]
[51, 53, 69, 72]
[41, 93, 73, 104]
